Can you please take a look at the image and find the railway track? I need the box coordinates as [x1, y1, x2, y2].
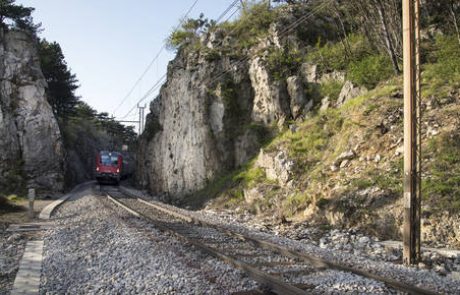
[100, 186, 438, 295]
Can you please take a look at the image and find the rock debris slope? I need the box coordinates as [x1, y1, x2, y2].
[0, 28, 64, 193]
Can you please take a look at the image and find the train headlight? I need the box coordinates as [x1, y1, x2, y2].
[96, 167, 99, 172]
[116, 168, 120, 173]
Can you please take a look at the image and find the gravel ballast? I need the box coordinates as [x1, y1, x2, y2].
[40, 190, 257, 294]
[0, 231, 26, 295]
[120, 186, 460, 294]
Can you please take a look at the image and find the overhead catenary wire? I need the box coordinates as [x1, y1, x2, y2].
[119, 0, 243, 120]
[215, 0, 240, 23]
[208, 0, 334, 85]
[120, 73, 167, 120]
[113, 0, 200, 116]
[121, 0, 332, 122]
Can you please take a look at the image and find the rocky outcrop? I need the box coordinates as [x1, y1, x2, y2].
[249, 56, 290, 124]
[255, 149, 294, 185]
[137, 25, 311, 199]
[337, 81, 368, 106]
[136, 49, 258, 198]
[0, 29, 64, 193]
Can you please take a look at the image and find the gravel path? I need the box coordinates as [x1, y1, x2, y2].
[40, 190, 257, 294]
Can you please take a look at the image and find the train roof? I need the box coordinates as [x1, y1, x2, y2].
[99, 151, 122, 156]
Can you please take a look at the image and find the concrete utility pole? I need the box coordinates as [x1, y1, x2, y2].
[402, 0, 422, 266]
[137, 103, 147, 134]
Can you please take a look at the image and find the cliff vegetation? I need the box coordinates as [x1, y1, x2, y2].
[138, 0, 460, 247]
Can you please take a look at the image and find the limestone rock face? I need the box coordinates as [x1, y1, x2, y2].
[0, 29, 64, 192]
[286, 75, 309, 118]
[137, 51, 256, 198]
[337, 80, 368, 106]
[300, 63, 318, 83]
[137, 25, 313, 199]
[249, 56, 290, 125]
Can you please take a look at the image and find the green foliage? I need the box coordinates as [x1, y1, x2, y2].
[0, 0, 37, 32]
[428, 35, 460, 82]
[166, 13, 212, 51]
[39, 40, 79, 120]
[266, 46, 303, 80]
[279, 110, 342, 161]
[318, 80, 343, 102]
[233, 167, 267, 188]
[349, 159, 403, 195]
[306, 34, 395, 89]
[423, 133, 460, 213]
[232, 1, 278, 48]
[307, 39, 349, 73]
[423, 35, 460, 98]
[347, 54, 394, 89]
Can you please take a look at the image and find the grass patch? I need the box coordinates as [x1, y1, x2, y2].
[318, 80, 344, 102]
[423, 35, 460, 98]
[347, 54, 394, 89]
[423, 132, 460, 213]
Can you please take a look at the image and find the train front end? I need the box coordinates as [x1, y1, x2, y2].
[96, 151, 122, 184]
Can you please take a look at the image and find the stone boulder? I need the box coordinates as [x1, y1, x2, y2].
[331, 150, 356, 171]
[256, 149, 294, 185]
[300, 63, 318, 83]
[319, 71, 346, 84]
[286, 75, 308, 118]
[337, 81, 368, 106]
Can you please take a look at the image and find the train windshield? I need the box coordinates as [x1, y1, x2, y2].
[100, 154, 118, 166]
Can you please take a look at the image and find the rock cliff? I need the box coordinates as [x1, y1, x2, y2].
[137, 24, 316, 199]
[0, 29, 64, 194]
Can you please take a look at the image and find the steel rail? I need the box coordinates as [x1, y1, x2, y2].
[105, 192, 307, 295]
[116, 188, 438, 295]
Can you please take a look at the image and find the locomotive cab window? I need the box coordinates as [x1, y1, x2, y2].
[100, 154, 118, 166]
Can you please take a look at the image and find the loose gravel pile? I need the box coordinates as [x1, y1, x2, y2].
[40, 190, 257, 294]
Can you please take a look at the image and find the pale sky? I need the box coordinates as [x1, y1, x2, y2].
[17, 0, 239, 132]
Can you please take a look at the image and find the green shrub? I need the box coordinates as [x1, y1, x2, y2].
[266, 46, 303, 80]
[423, 133, 460, 213]
[318, 80, 344, 102]
[166, 14, 211, 51]
[233, 1, 278, 48]
[347, 54, 394, 89]
[307, 40, 348, 73]
[307, 34, 370, 74]
[423, 35, 460, 97]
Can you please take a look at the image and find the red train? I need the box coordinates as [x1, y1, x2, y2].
[95, 151, 123, 184]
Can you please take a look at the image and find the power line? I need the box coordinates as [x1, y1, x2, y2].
[119, 0, 242, 120]
[120, 73, 166, 119]
[113, 0, 200, 116]
[120, 0, 331, 124]
[215, 0, 240, 23]
[208, 0, 333, 85]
